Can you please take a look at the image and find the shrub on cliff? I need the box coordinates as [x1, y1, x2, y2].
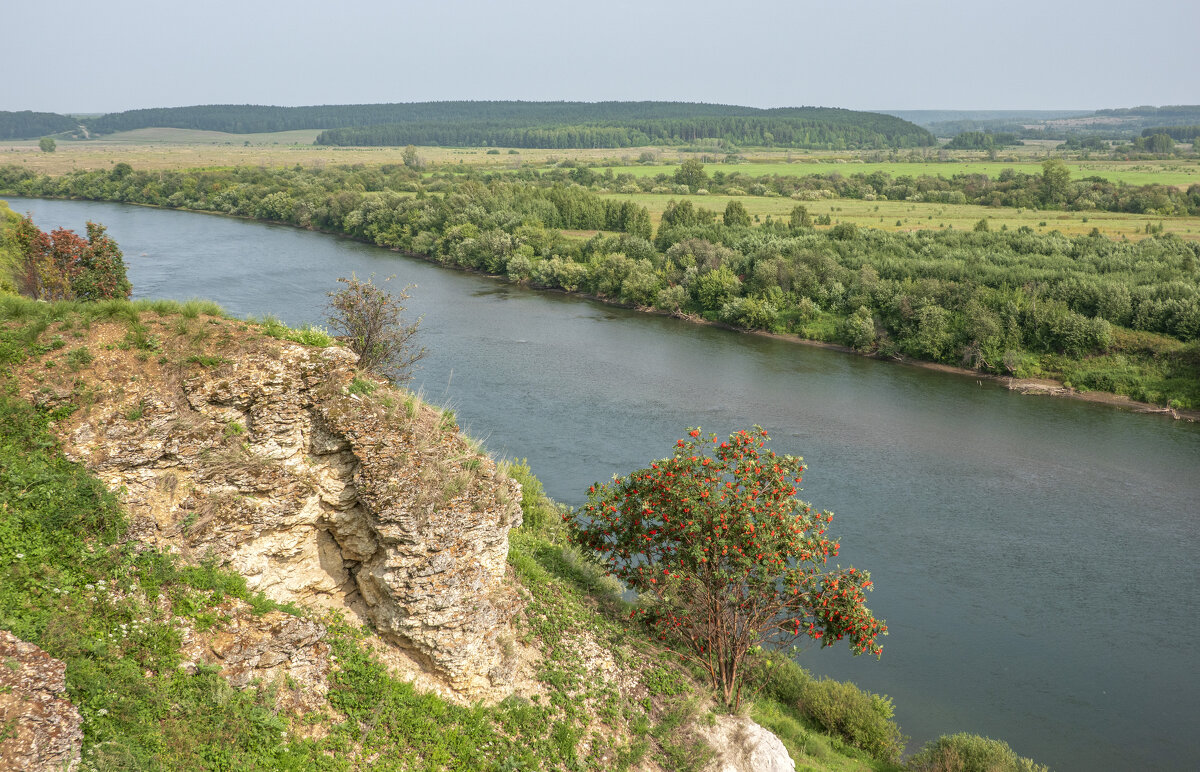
[12, 215, 131, 302]
[325, 274, 425, 383]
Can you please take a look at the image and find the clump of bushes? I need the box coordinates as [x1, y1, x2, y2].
[748, 655, 906, 764]
[799, 676, 906, 764]
[906, 732, 1049, 772]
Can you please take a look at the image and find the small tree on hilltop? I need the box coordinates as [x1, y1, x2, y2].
[568, 427, 886, 709]
[326, 274, 425, 383]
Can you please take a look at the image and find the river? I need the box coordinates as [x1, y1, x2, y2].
[7, 197, 1199, 771]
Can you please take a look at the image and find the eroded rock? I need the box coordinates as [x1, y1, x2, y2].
[43, 325, 523, 701]
[179, 600, 331, 714]
[0, 631, 82, 772]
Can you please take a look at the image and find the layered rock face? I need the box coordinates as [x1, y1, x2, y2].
[53, 332, 522, 698]
[0, 631, 83, 772]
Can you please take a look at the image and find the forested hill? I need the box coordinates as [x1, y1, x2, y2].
[0, 110, 79, 140]
[68, 101, 933, 149]
[313, 109, 934, 149]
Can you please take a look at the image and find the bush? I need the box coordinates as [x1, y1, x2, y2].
[798, 677, 906, 764]
[325, 274, 425, 383]
[906, 732, 1049, 772]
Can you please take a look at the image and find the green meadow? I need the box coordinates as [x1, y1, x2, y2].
[601, 161, 1200, 187]
[597, 191, 1200, 241]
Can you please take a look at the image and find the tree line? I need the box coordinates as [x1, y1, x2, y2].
[1144, 125, 1200, 143]
[0, 110, 78, 140]
[943, 131, 1020, 150]
[2, 163, 1196, 407]
[6, 101, 931, 148]
[315, 113, 935, 150]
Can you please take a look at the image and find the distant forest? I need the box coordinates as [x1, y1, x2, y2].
[0, 110, 78, 140]
[1147, 125, 1200, 142]
[921, 106, 1200, 141]
[314, 112, 935, 149]
[0, 101, 934, 149]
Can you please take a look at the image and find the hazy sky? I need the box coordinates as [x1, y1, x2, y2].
[6, 0, 1196, 114]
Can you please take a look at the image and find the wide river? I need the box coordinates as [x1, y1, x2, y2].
[8, 197, 1200, 771]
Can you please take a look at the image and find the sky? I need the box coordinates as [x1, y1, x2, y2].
[4, 0, 1197, 115]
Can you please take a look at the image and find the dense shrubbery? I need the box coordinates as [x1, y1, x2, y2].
[799, 677, 905, 764]
[747, 655, 905, 765]
[8, 214, 131, 302]
[906, 733, 1049, 772]
[4, 163, 1198, 406]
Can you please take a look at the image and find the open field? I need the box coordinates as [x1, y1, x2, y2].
[603, 160, 1200, 187]
[599, 191, 1200, 241]
[72, 127, 327, 144]
[5, 131, 1198, 187]
[0, 136, 608, 174]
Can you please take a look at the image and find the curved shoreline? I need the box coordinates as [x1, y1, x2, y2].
[5, 192, 1196, 424]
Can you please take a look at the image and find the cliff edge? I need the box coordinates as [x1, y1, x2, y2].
[17, 310, 523, 701]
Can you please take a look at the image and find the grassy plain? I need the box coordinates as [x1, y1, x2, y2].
[598, 191, 1200, 241]
[604, 160, 1200, 187]
[1, 132, 651, 174]
[6, 130, 1199, 186]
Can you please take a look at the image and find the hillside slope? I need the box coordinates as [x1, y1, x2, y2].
[1, 297, 904, 771]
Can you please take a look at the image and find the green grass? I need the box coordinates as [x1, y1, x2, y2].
[597, 190, 1200, 240]
[255, 315, 334, 347]
[0, 370, 312, 768]
[0, 199, 22, 294]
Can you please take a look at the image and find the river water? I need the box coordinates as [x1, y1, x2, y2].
[8, 197, 1199, 771]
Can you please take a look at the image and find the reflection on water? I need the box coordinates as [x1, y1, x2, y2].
[9, 197, 1199, 772]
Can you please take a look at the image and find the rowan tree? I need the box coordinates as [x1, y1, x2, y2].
[568, 427, 886, 709]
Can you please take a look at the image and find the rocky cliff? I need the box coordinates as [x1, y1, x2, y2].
[21, 314, 523, 701]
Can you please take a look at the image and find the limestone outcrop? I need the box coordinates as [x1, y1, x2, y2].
[41, 321, 523, 699]
[0, 631, 83, 772]
[699, 714, 796, 772]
